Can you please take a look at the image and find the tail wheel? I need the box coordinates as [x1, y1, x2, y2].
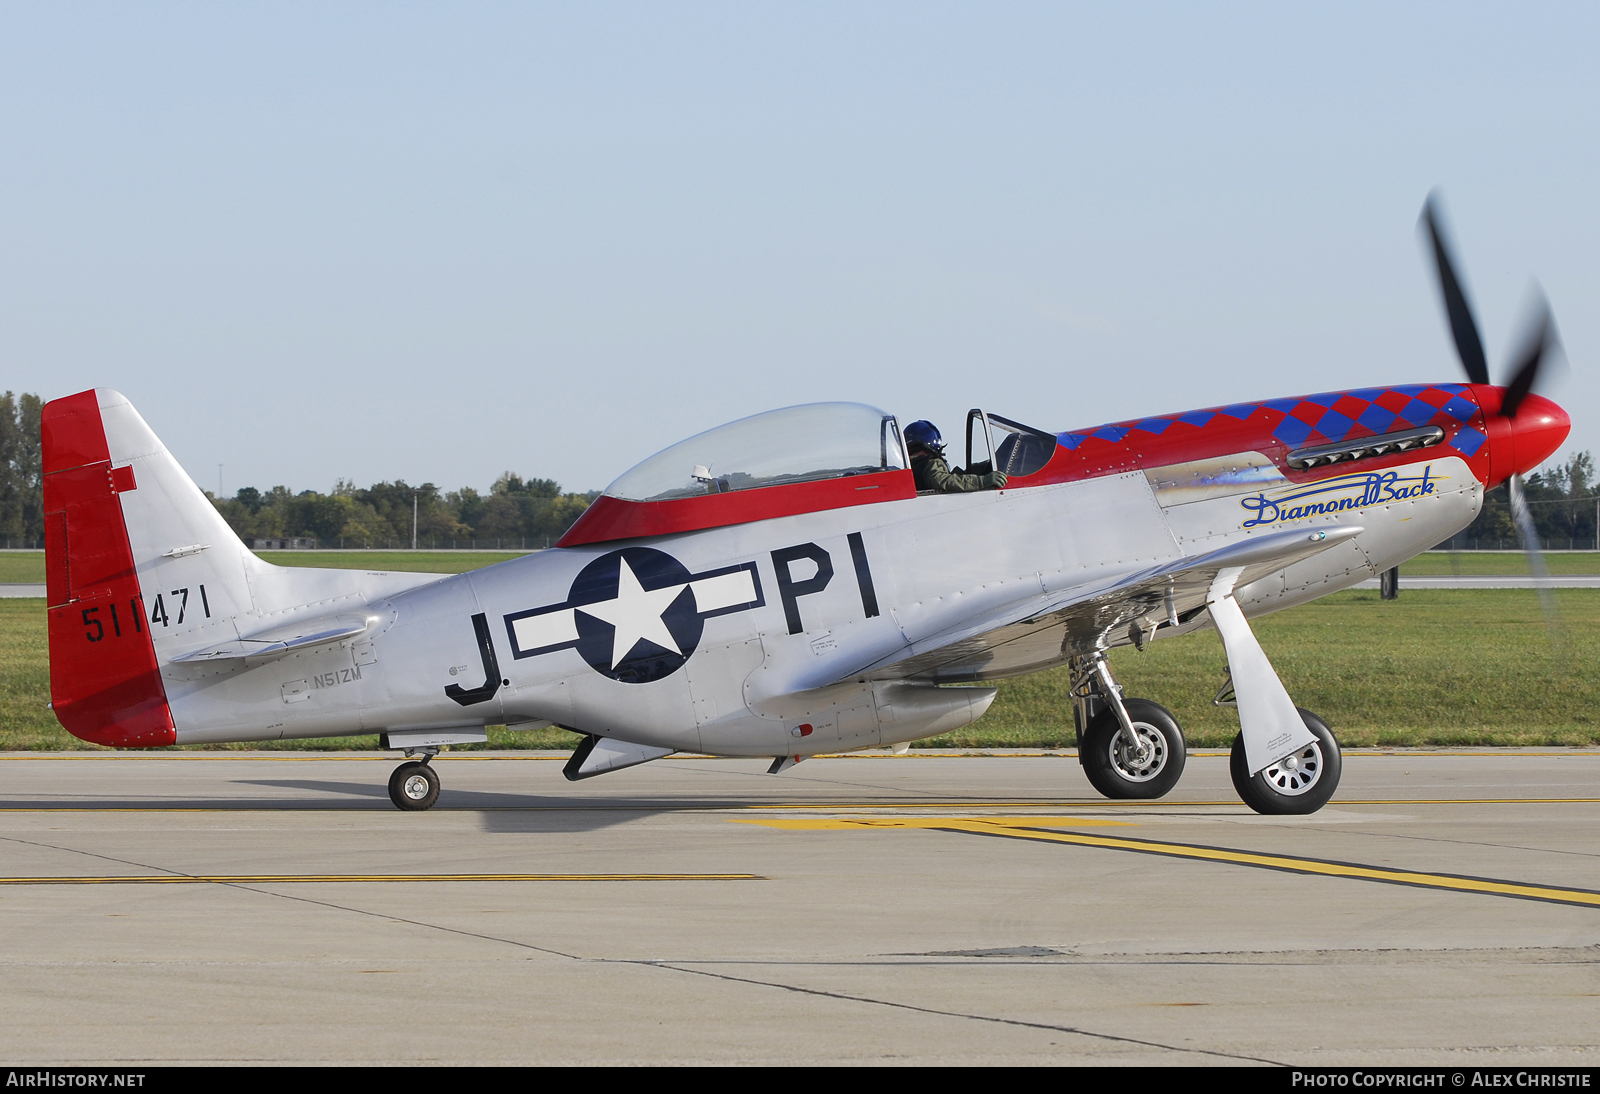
[1081, 699, 1187, 800]
[1229, 709, 1342, 815]
[388, 760, 441, 811]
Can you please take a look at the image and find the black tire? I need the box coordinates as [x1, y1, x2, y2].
[388, 760, 440, 812]
[1229, 708, 1341, 816]
[1081, 699, 1187, 800]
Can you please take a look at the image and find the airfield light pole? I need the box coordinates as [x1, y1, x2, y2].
[412, 490, 418, 551]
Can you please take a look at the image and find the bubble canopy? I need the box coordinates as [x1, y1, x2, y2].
[604, 403, 907, 502]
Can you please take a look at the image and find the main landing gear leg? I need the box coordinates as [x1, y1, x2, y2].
[1069, 652, 1187, 800]
[388, 747, 442, 811]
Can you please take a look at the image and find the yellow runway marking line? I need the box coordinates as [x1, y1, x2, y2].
[737, 815, 1132, 830]
[1339, 751, 1600, 758]
[740, 816, 1600, 909]
[0, 872, 763, 886]
[1312, 798, 1600, 805]
[745, 798, 1600, 809]
[0, 755, 572, 763]
[745, 801, 1138, 811]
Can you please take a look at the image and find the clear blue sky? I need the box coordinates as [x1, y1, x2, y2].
[3, 3, 1595, 495]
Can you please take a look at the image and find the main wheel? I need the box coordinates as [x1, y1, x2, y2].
[1229, 708, 1341, 815]
[388, 761, 440, 811]
[1081, 699, 1187, 799]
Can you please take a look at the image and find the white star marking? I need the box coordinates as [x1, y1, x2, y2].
[576, 557, 688, 669]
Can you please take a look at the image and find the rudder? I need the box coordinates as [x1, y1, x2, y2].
[43, 390, 175, 746]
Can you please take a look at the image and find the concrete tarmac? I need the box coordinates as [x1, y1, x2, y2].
[1, 748, 1597, 1066]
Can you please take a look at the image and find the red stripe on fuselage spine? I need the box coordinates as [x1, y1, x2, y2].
[559, 469, 918, 548]
[42, 390, 175, 747]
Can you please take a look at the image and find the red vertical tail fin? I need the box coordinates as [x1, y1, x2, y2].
[42, 390, 175, 747]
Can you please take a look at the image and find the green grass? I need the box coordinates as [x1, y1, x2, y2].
[0, 600, 51, 747]
[0, 554, 43, 582]
[1401, 551, 1600, 576]
[254, 550, 532, 574]
[5, 590, 1598, 751]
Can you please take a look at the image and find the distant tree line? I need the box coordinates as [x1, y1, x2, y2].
[0, 392, 43, 546]
[209, 473, 596, 548]
[1444, 451, 1598, 551]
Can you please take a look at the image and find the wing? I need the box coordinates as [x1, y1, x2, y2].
[861, 524, 1366, 683]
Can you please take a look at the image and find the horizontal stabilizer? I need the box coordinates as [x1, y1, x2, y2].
[170, 614, 375, 665]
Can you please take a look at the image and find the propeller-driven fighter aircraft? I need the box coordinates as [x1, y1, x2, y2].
[43, 200, 1570, 814]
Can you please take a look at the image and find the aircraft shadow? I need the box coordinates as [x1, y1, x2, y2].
[0, 780, 769, 832]
[226, 778, 761, 832]
[234, 777, 390, 800]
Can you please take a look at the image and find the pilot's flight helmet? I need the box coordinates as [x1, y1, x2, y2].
[904, 420, 943, 452]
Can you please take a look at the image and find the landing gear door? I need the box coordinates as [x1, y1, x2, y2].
[966, 409, 995, 473]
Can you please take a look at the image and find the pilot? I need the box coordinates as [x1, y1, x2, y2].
[904, 421, 1007, 493]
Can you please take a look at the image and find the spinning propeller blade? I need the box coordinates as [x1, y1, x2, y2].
[1508, 472, 1562, 642]
[1420, 194, 1490, 386]
[1420, 193, 1568, 640]
[1500, 296, 1557, 419]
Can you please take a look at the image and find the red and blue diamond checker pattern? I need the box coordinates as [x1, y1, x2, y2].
[1056, 384, 1486, 461]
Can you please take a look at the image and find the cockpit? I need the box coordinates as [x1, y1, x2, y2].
[603, 402, 907, 502]
[961, 409, 1060, 482]
[558, 401, 1064, 547]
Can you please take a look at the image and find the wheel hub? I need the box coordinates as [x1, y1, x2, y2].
[403, 774, 432, 800]
[1110, 724, 1167, 782]
[1262, 742, 1323, 795]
